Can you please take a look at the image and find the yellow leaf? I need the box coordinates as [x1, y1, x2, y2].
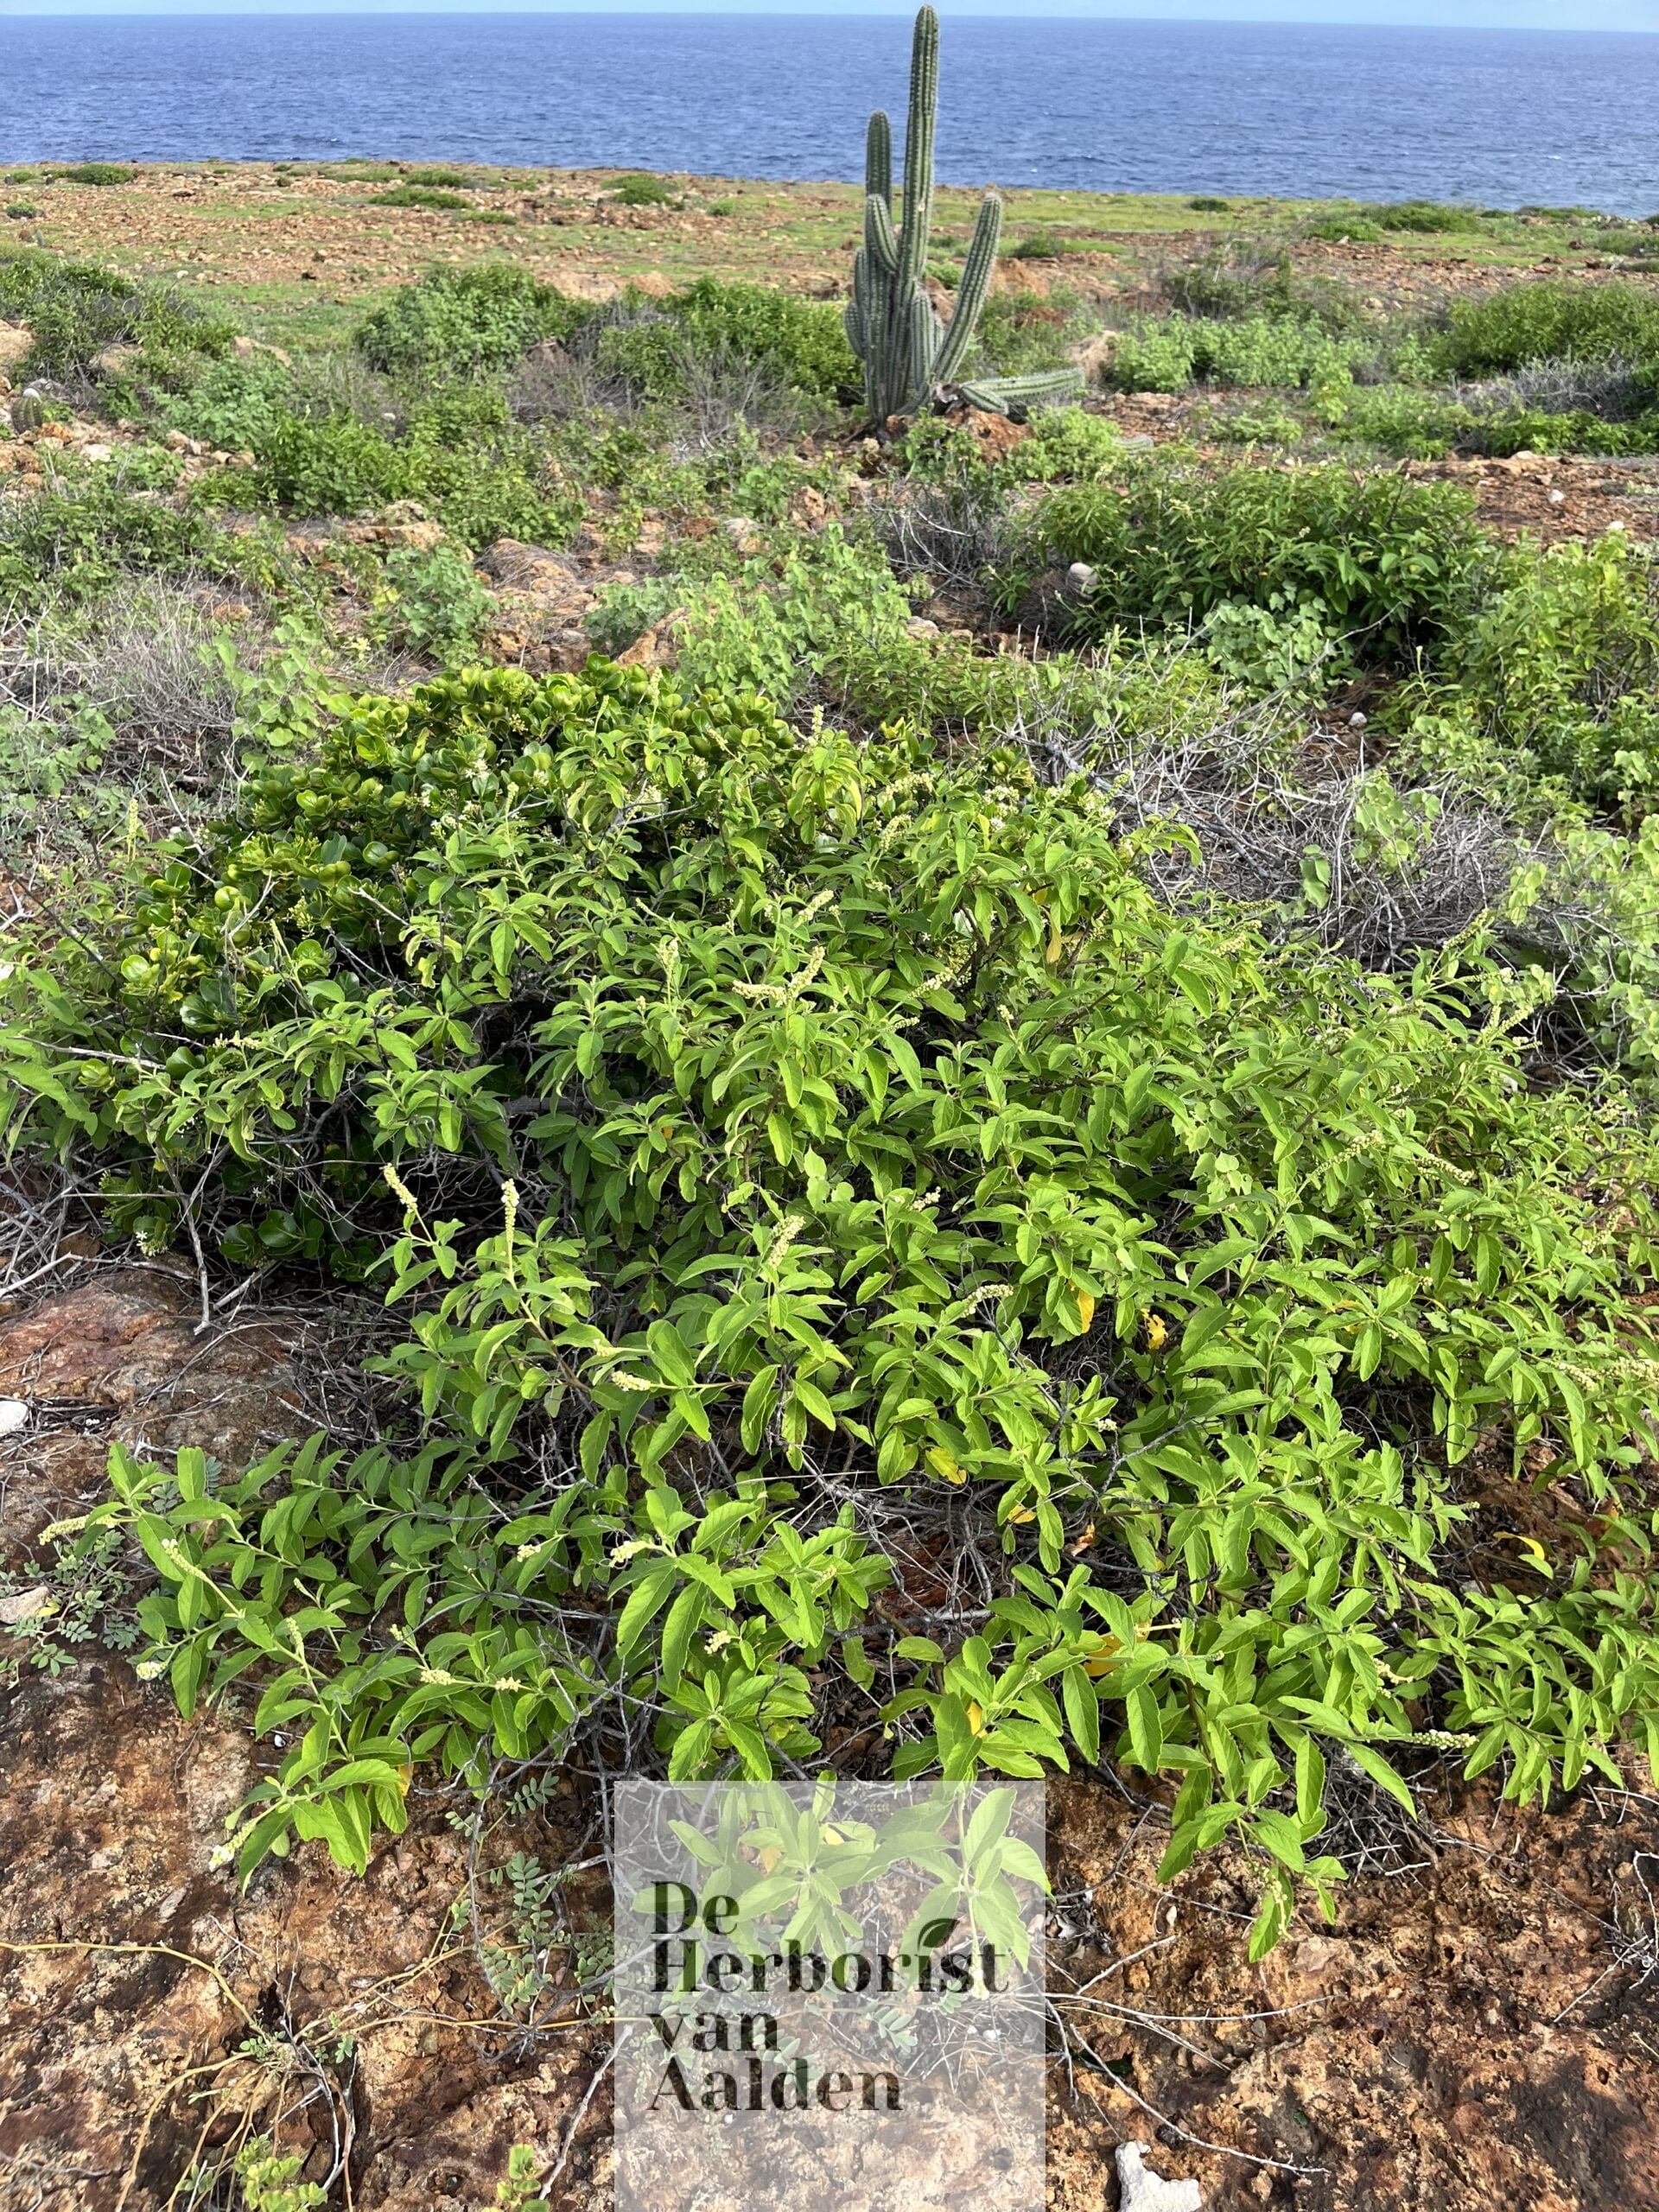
[925, 1446, 967, 1485]
[1084, 1635, 1122, 1679]
[1046, 918, 1064, 965]
[821, 1824, 845, 1846]
[1143, 1312, 1168, 1352]
[1077, 1289, 1096, 1333]
[758, 1846, 782, 1873]
[1007, 1505, 1036, 1525]
[966, 1701, 985, 1735]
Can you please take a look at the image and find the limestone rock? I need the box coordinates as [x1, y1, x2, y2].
[1116, 2140, 1203, 2212]
[88, 343, 142, 380]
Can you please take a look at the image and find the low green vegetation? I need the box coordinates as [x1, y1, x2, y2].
[5, 102, 1659, 1965]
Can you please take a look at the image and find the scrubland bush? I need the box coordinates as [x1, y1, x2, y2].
[1405, 533, 1659, 813]
[1436, 279, 1659, 380]
[9, 657, 1659, 1955]
[0, 246, 232, 380]
[1109, 313, 1368, 393]
[354, 264, 587, 379]
[1009, 458, 1491, 671]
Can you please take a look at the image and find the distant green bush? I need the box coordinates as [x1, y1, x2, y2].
[1302, 213, 1386, 245]
[372, 186, 470, 213]
[1357, 200, 1485, 235]
[372, 542, 496, 664]
[1187, 196, 1230, 213]
[608, 173, 675, 207]
[355, 264, 587, 378]
[591, 279, 857, 406]
[1407, 533, 1659, 812]
[404, 167, 471, 189]
[54, 163, 135, 188]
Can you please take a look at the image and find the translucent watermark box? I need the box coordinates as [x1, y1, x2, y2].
[613, 1778, 1046, 2211]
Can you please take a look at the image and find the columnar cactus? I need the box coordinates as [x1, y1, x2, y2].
[845, 7, 1084, 424]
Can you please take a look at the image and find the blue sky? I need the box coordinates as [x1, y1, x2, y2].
[0, 1, 1654, 22]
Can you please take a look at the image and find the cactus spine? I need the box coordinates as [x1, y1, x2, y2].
[845, 7, 1083, 424]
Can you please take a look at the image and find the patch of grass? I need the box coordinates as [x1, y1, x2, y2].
[404, 167, 472, 190]
[1302, 213, 1386, 245]
[1007, 232, 1096, 260]
[1187, 196, 1231, 213]
[1356, 200, 1486, 234]
[372, 186, 471, 213]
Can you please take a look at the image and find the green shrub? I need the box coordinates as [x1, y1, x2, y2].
[395, 386, 581, 547]
[708, 199, 740, 219]
[1011, 458, 1492, 671]
[1357, 200, 1485, 234]
[246, 390, 577, 546]
[664, 276, 857, 403]
[900, 405, 1120, 494]
[54, 163, 135, 188]
[1437, 281, 1659, 380]
[404, 167, 471, 189]
[373, 542, 496, 664]
[5, 205, 38, 223]
[1187, 196, 1230, 213]
[355, 264, 588, 379]
[254, 414, 404, 517]
[1108, 315, 1367, 394]
[971, 288, 1081, 378]
[372, 186, 470, 213]
[1505, 816, 1659, 1089]
[14, 662, 1659, 1956]
[161, 351, 298, 454]
[0, 246, 232, 379]
[1320, 383, 1471, 459]
[0, 471, 229, 609]
[1006, 233, 1094, 261]
[1302, 213, 1385, 245]
[670, 524, 913, 697]
[609, 173, 675, 207]
[1408, 533, 1659, 812]
[1471, 407, 1659, 459]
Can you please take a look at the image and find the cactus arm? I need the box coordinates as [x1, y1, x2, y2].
[957, 366, 1086, 418]
[866, 109, 893, 211]
[866, 190, 900, 278]
[933, 190, 1002, 385]
[898, 5, 938, 289]
[906, 284, 942, 410]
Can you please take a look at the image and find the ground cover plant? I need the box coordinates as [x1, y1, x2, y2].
[10, 659, 1659, 1966]
[6, 120, 1659, 2018]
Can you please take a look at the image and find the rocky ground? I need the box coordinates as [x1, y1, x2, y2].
[1, 1271, 1656, 2211]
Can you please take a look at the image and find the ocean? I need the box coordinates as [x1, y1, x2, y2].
[0, 14, 1656, 214]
